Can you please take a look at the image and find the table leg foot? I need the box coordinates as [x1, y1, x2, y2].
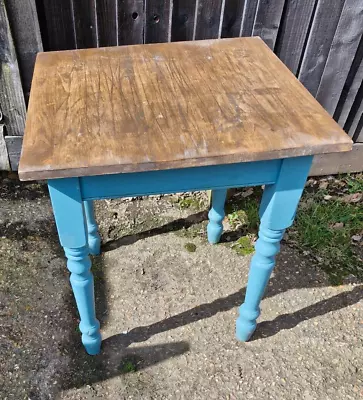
[83, 201, 101, 256]
[207, 189, 227, 244]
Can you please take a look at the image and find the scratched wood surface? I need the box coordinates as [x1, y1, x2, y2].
[18, 38, 352, 181]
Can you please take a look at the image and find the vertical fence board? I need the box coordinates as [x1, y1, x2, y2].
[118, 0, 145, 45]
[252, 0, 285, 50]
[40, 0, 76, 50]
[72, 0, 98, 48]
[194, 0, 225, 40]
[221, 0, 245, 38]
[298, 0, 345, 97]
[0, 0, 26, 137]
[345, 82, 363, 137]
[0, 124, 10, 170]
[275, 0, 316, 74]
[240, 0, 259, 36]
[171, 0, 196, 41]
[97, 0, 118, 46]
[5, 0, 43, 101]
[4, 135, 22, 170]
[316, 0, 363, 116]
[355, 115, 363, 142]
[335, 35, 363, 127]
[145, 0, 173, 43]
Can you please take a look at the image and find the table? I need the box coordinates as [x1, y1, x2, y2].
[18, 37, 352, 355]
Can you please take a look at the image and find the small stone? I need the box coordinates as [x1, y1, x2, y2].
[352, 235, 362, 242]
[324, 195, 333, 200]
[332, 222, 344, 229]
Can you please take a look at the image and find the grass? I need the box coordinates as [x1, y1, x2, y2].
[119, 359, 138, 373]
[225, 176, 363, 285]
[231, 236, 255, 256]
[291, 190, 363, 284]
[184, 242, 197, 252]
[343, 173, 363, 194]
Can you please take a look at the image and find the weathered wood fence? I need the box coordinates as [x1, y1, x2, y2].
[1, 0, 363, 174]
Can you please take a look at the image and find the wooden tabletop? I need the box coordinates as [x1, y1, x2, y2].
[19, 37, 352, 181]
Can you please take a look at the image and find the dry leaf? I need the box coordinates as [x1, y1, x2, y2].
[319, 181, 329, 190]
[342, 193, 362, 203]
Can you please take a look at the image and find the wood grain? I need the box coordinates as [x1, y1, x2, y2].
[118, 0, 145, 45]
[145, 0, 173, 43]
[354, 115, 363, 142]
[5, 135, 22, 170]
[346, 88, 363, 138]
[72, 0, 98, 48]
[275, 0, 316, 75]
[0, 0, 26, 136]
[194, 0, 225, 40]
[40, 0, 76, 50]
[19, 38, 352, 181]
[298, 0, 345, 97]
[0, 123, 10, 170]
[310, 143, 363, 176]
[240, 0, 259, 37]
[171, 0, 197, 42]
[221, 0, 245, 38]
[4, 0, 43, 101]
[97, 0, 118, 46]
[252, 0, 285, 50]
[335, 37, 363, 127]
[316, 0, 363, 116]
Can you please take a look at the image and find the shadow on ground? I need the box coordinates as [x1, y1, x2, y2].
[1, 174, 362, 398]
[62, 212, 363, 390]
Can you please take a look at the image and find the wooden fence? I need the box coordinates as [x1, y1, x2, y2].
[1, 0, 363, 174]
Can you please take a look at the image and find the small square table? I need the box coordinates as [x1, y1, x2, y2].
[19, 38, 352, 355]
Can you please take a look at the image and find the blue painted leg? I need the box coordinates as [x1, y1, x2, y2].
[236, 226, 284, 340]
[207, 189, 227, 244]
[83, 200, 101, 256]
[48, 178, 102, 355]
[236, 156, 313, 341]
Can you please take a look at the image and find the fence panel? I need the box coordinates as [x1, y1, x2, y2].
[2, 0, 363, 173]
[0, 0, 26, 137]
[299, 0, 345, 97]
[72, 0, 98, 48]
[145, 0, 173, 43]
[316, 0, 363, 116]
[4, 0, 43, 101]
[194, 0, 225, 39]
[252, 0, 285, 50]
[240, 0, 258, 37]
[118, 0, 145, 44]
[221, 0, 245, 38]
[275, 0, 316, 75]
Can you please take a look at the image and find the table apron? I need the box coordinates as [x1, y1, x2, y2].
[79, 159, 282, 201]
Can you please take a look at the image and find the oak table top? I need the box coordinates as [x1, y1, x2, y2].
[18, 37, 352, 181]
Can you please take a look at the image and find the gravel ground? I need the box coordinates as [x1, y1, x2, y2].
[0, 173, 362, 399]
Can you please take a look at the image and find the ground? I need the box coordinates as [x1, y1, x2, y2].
[0, 173, 362, 399]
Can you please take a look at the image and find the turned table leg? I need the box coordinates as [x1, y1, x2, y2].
[48, 178, 102, 355]
[83, 200, 101, 256]
[236, 156, 313, 341]
[207, 189, 227, 244]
